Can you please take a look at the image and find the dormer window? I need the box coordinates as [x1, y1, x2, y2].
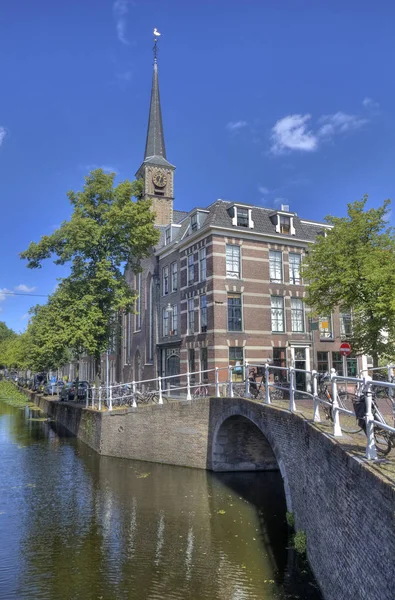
[229, 205, 254, 229]
[280, 215, 290, 234]
[237, 208, 249, 227]
[271, 211, 296, 236]
[165, 228, 171, 245]
[191, 213, 198, 232]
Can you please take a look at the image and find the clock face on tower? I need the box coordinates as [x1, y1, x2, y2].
[152, 172, 167, 188]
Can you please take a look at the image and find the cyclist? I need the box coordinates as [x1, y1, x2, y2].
[248, 370, 258, 398]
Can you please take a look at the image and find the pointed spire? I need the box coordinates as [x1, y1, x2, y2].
[144, 53, 167, 160]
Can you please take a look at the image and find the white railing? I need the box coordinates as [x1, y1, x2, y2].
[65, 361, 395, 461]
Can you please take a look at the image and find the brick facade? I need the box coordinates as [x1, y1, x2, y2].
[121, 209, 366, 387]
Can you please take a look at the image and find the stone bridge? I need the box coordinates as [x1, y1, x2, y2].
[26, 392, 395, 600]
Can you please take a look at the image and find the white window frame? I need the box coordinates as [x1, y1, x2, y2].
[163, 265, 169, 296]
[230, 205, 254, 229]
[271, 296, 285, 333]
[340, 312, 352, 338]
[269, 250, 283, 283]
[191, 213, 198, 232]
[289, 253, 301, 285]
[162, 307, 169, 337]
[291, 298, 304, 332]
[188, 254, 194, 285]
[275, 212, 296, 236]
[171, 261, 178, 292]
[171, 304, 178, 335]
[319, 315, 334, 339]
[226, 244, 241, 279]
[188, 298, 195, 334]
[199, 247, 206, 282]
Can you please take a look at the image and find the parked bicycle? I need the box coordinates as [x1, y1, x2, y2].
[232, 371, 266, 400]
[317, 373, 361, 434]
[354, 379, 395, 455]
[192, 383, 209, 399]
[318, 373, 395, 454]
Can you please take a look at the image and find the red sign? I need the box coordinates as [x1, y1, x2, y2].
[340, 342, 352, 356]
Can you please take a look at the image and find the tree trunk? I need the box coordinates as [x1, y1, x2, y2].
[75, 356, 79, 402]
[373, 354, 379, 369]
[94, 353, 101, 389]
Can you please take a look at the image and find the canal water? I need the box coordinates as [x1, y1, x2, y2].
[0, 399, 322, 600]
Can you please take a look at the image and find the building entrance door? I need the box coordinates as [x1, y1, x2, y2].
[163, 348, 180, 393]
[294, 348, 306, 390]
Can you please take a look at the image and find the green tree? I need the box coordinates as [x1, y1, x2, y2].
[0, 322, 17, 369]
[21, 169, 159, 377]
[0, 321, 16, 343]
[302, 197, 395, 366]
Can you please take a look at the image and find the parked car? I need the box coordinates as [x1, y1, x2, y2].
[76, 381, 91, 402]
[59, 381, 90, 402]
[59, 382, 75, 401]
[43, 381, 65, 395]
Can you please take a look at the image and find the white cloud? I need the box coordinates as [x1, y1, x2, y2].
[258, 185, 269, 195]
[318, 112, 367, 137]
[15, 284, 36, 293]
[226, 121, 248, 132]
[0, 127, 6, 146]
[271, 109, 369, 155]
[0, 288, 13, 301]
[21, 313, 29, 320]
[271, 114, 318, 155]
[113, 0, 130, 45]
[363, 97, 380, 110]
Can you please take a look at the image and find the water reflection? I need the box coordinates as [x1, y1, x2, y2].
[0, 400, 322, 600]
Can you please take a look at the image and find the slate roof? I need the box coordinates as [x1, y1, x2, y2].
[156, 200, 328, 251]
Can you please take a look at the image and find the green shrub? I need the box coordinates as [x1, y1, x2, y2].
[293, 530, 307, 555]
[286, 511, 295, 528]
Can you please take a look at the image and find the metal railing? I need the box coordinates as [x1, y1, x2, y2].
[62, 361, 395, 461]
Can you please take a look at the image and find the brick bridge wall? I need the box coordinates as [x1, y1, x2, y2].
[25, 391, 395, 600]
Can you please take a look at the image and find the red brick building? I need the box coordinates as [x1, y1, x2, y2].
[118, 51, 367, 389]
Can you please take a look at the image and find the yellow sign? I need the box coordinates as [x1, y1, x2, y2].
[320, 320, 329, 329]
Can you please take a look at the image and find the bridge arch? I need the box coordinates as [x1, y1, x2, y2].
[211, 403, 293, 511]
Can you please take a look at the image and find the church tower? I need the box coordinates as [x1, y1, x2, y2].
[136, 35, 175, 226]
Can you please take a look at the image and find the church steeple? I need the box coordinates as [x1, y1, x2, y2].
[144, 60, 167, 161]
[136, 31, 175, 226]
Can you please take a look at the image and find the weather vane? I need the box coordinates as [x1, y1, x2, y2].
[153, 28, 161, 63]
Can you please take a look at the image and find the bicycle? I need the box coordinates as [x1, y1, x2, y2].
[193, 383, 209, 399]
[232, 374, 266, 400]
[354, 380, 395, 455]
[317, 373, 362, 434]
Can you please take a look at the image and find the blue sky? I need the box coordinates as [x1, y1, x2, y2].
[1, 0, 394, 331]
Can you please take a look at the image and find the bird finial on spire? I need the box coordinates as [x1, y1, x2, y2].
[153, 28, 161, 63]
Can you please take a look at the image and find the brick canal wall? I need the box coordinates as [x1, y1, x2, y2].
[23, 390, 395, 600]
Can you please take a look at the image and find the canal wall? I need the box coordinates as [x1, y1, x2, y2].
[23, 389, 395, 600]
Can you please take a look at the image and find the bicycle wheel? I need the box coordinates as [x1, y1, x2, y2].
[270, 386, 284, 401]
[232, 383, 246, 398]
[318, 390, 332, 421]
[374, 427, 392, 455]
[337, 393, 362, 434]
